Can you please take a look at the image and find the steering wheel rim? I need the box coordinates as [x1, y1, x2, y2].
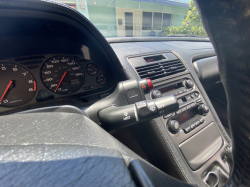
[195, 0, 250, 186]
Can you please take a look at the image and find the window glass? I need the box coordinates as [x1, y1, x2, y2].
[162, 13, 172, 28]
[51, 0, 207, 38]
[153, 12, 163, 30]
[142, 12, 152, 30]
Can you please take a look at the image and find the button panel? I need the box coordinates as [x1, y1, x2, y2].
[183, 118, 205, 134]
[177, 91, 200, 105]
[165, 87, 193, 97]
[163, 102, 197, 119]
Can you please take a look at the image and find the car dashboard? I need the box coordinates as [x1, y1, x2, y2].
[0, 14, 117, 114]
[0, 3, 230, 187]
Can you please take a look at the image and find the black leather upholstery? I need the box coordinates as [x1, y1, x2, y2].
[194, 0, 250, 186]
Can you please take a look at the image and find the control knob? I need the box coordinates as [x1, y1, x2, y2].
[198, 103, 209, 115]
[183, 79, 194, 89]
[151, 89, 162, 99]
[168, 120, 180, 133]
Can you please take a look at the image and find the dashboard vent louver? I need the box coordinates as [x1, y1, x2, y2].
[135, 59, 186, 80]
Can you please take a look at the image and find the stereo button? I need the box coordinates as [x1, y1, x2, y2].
[186, 95, 191, 100]
[191, 103, 196, 107]
[195, 121, 201, 127]
[200, 119, 205, 124]
[181, 107, 187, 112]
[196, 98, 202, 103]
[191, 123, 196, 130]
[176, 109, 182, 115]
[183, 126, 191, 133]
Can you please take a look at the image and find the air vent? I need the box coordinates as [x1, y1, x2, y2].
[136, 59, 186, 80]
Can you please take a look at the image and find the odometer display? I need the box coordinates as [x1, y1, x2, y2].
[41, 57, 84, 94]
[0, 63, 36, 107]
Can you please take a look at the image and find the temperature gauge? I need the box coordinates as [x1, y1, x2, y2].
[97, 74, 107, 86]
[86, 63, 99, 76]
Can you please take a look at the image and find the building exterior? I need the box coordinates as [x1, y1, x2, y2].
[56, 0, 189, 37]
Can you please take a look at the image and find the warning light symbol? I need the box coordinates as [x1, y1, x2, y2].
[142, 84, 147, 90]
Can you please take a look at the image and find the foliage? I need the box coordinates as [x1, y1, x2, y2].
[163, 0, 207, 37]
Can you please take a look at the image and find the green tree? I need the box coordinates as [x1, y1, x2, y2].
[163, 0, 207, 37]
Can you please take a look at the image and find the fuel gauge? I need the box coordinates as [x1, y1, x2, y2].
[86, 63, 99, 76]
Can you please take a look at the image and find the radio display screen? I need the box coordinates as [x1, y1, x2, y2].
[159, 84, 179, 94]
[144, 55, 166, 63]
[173, 108, 196, 124]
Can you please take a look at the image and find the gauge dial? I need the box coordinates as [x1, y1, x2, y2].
[0, 63, 36, 107]
[86, 63, 99, 76]
[41, 57, 85, 94]
[97, 74, 107, 85]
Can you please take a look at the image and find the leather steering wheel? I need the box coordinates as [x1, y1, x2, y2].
[195, 0, 250, 186]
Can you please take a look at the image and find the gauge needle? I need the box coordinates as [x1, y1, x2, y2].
[102, 77, 106, 84]
[0, 80, 13, 102]
[90, 64, 97, 71]
[55, 71, 67, 92]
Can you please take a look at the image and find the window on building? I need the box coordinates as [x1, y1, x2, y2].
[142, 12, 153, 30]
[143, 12, 172, 30]
[162, 13, 172, 29]
[153, 12, 162, 30]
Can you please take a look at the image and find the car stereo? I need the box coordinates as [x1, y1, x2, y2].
[151, 78, 210, 134]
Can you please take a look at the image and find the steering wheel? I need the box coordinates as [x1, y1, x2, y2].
[194, 0, 250, 186]
[0, 0, 249, 186]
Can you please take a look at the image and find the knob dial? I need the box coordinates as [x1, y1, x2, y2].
[151, 89, 162, 99]
[183, 79, 194, 89]
[198, 103, 209, 115]
[168, 120, 180, 133]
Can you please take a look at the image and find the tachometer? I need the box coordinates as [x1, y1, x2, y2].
[41, 57, 84, 94]
[0, 63, 36, 107]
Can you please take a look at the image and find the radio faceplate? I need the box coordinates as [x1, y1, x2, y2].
[152, 74, 212, 139]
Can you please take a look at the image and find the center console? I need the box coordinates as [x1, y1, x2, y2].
[128, 52, 230, 187]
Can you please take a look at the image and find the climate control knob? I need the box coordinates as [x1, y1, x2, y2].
[183, 79, 194, 89]
[168, 120, 180, 133]
[198, 103, 209, 115]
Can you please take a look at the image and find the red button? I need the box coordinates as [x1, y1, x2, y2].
[146, 79, 153, 91]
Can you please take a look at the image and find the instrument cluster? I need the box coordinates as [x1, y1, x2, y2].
[0, 53, 113, 112]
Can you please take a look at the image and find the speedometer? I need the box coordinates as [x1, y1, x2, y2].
[41, 57, 85, 94]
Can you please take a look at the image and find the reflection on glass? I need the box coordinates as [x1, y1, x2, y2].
[51, 0, 207, 38]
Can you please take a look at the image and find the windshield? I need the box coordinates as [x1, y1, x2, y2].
[54, 0, 207, 38]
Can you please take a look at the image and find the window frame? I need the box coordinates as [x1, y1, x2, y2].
[142, 10, 173, 31]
